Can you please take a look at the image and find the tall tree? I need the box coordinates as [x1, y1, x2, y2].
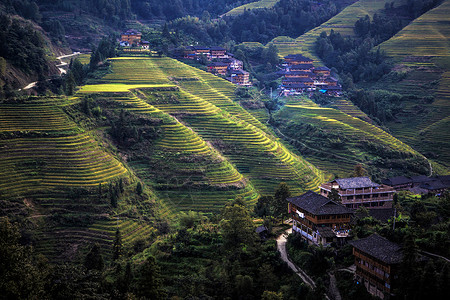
[353, 164, 367, 177]
[135, 256, 166, 299]
[112, 229, 123, 260]
[220, 197, 256, 251]
[273, 182, 291, 220]
[84, 244, 104, 271]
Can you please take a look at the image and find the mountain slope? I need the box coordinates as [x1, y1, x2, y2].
[223, 0, 280, 16]
[269, 0, 404, 60]
[81, 57, 325, 202]
[376, 0, 450, 169]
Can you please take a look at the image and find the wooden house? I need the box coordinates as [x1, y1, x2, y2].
[320, 177, 395, 209]
[120, 29, 142, 46]
[282, 77, 314, 86]
[291, 64, 314, 72]
[210, 46, 227, 58]
[349, 234, 404, 299]
[284, 54, 314, 65]
[285, 71, 311, 78]
[313, 66, 331, 77]
[231, 70, 250, 86]
[207, 62, 228, 75]
[287, 191, 353, 246]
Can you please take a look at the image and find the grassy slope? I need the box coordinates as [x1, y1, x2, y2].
[223, 0, 280, 16]
[273, 98, 429, 180]
[269, 0, 405, 60]
[377, 0, 450, 169]
[88, 57, 325, 204]
[0, 96, 159, 261]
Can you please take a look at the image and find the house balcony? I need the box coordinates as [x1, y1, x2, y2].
[320, 183, 395, 195]
[333, 229, 350, 237]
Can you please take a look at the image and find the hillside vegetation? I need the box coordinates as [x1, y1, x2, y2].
[269, 0, 404, 59]
[377, 0, 450, 169]
[273, 98, 430, 180]
[223, 0, 280, 16]
[78, 57, 324, 213]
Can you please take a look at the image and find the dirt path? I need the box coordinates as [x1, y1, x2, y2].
[276, 228, 317, 289]
[21, 52, 81, 90]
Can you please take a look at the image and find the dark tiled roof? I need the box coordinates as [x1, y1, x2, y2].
[231, 70, 249, 75]
[291, 64, 314, 70]
[437, 175, 450, 186]
[256, 225, 268, 234]
[285, 54, 313, 61]
[283, 83, 308, 89]
[382, 176, 412, 186]
[323, 85, 342, 90]
[334, 177, 380, 189]
[314, 66, 330, 71]
[317, 227, 335, 238]
[193, 46, 209, 50]
[283, 77, 313, 82]
[285, 71, 311, 76]
[210, 46, 226, 51]
[208, 62, 228, 67]
[122, 29, 142, 35]
[349, 234, 403, 264]
[287, 191, 353, 215]
[410, 175, 431, 183]
[421, 180, 447, 190]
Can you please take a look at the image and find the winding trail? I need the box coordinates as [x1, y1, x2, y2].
[276, 228, 317, 289]
[21, 52, 81, 90]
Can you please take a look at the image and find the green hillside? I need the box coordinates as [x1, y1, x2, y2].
[223, 0, 280, 16]
[269, 0, 405, 59]
[79, 57, 325, 207]
[376, 0, 450, 169]
[273, 98, 430, 180]
[0, 96, 160, 261]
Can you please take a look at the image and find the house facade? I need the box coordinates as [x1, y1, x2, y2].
[320, 177, 395, 209]
[207, 62, 228, 75]
[349, 234, 403, 299]
[231, 70, 250, 86]
[120, 29, 142, 45]
[287, 191, 353, 246]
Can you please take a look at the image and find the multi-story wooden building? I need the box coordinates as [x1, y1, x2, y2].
[282, 77, 314, 86]
[313, 66, 331, 77]
[120, 29, 142, 45]
[210, 46, 227, 58]
[287, 191, 353, 246]
[320, 177, 395, 209]
[231, 70, 250, 86]
[349, 234, 403, 299]
[284, 71, 311, 78]
[207, 62, 229, 75]
[284, 54, 314, 65]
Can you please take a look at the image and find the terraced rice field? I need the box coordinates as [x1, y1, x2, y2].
[0, 97, 145, 261]
[377, 0, 450, 168]
[269, 0, 404, 59]
[223, 0, 280, 16]
[275, 98, 427, 177]
[0, 98, 127, 197]
[87, 57, 324, 203]
[88, 84, 259, 213]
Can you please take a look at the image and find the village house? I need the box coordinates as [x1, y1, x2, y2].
[382, 175, 450, 194]
[282, 77, 315, 86]
[207, 62, 229, 75]
[284, 54, 314, 65]
[231, 70, 250, 86]
[313, 66, 331, 77]
[284, 71, 311, 78]
[210, 46, 227, 58]
[349, 234, 404, 299]
[221, 58, 243, 71]
[287, 191, 353, 246]
[120, 29, 142, 46]
[290, 64, 314, 72]
[320, 177, 395, 209]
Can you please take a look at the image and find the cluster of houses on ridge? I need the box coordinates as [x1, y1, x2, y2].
[119, 29, 150, 49]
[175, 46, 251, 86]
[279, 54, 342, 96]
[285, 174, 448, 299]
